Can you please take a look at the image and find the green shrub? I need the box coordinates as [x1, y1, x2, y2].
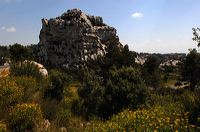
[8, 103, 43, 132]
[102, 66, 149, 118]
[0, 77, 24, 109]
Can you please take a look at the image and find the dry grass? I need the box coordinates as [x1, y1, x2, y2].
[0, 67, 10, 78]
[68, 82, 80, 98]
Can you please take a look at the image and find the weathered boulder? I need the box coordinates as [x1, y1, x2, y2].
[36, 8, 122, 68]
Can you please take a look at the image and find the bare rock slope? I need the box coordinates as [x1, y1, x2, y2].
[37, 8, 122, 68]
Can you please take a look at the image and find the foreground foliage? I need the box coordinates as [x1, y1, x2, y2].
[0, 78, 24, 109]
[8, 103, 43, 132]
[0, 121, 7, 132]
[86, 107, 199, 131]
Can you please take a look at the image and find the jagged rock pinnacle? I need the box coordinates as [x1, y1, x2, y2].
[36, 8, 122, 68]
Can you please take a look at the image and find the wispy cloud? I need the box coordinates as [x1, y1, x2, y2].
[131, 12, 143, 18]
[1, 26, 16, 32]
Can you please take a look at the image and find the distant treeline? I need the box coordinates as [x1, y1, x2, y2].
[0, 44, 37, 65]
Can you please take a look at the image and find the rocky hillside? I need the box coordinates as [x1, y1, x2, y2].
[36, 8, 122, 68]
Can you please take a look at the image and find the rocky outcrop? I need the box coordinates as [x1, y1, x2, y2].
[36, 8, 122, 68]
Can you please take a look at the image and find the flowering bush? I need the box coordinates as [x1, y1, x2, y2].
[86, 107, 197, 131]
[13, 76, 37, 101]
[0, 77, 24, 108]
[0, 121, 7, 132]
[13, 76, 37, 90]
[9, 103, 43, 131]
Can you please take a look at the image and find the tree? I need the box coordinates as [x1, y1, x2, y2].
[106, 44, 136, 68]
[181, 49, 200, 90]
[142, 56, 162, 89]
[85, 44, 136, 82]
[192, 28, 200, 47]
[180, 28, 200, 90]
[120, 45, 137, 66]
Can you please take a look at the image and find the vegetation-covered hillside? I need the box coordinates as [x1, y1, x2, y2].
[1, 13, 200, 131]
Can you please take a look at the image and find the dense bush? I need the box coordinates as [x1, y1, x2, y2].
[75, 67, 150, 119]
[8, 103, 43, 132]
[0, 77, 24, 109]
[0, 121, 7, 132]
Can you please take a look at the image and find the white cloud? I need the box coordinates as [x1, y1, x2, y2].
[131, 12, 143, 18]
[1, 26, 6, 30]
[156, 39, 162, 43]
[1, 26, 16, 32]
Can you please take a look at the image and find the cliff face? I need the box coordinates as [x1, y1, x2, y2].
[37, 8, 121, 68]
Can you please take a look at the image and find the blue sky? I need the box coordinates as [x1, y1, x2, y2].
[0, 0, 200, 53]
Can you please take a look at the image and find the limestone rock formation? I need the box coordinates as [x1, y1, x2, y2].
[37, 8, 122, 68]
